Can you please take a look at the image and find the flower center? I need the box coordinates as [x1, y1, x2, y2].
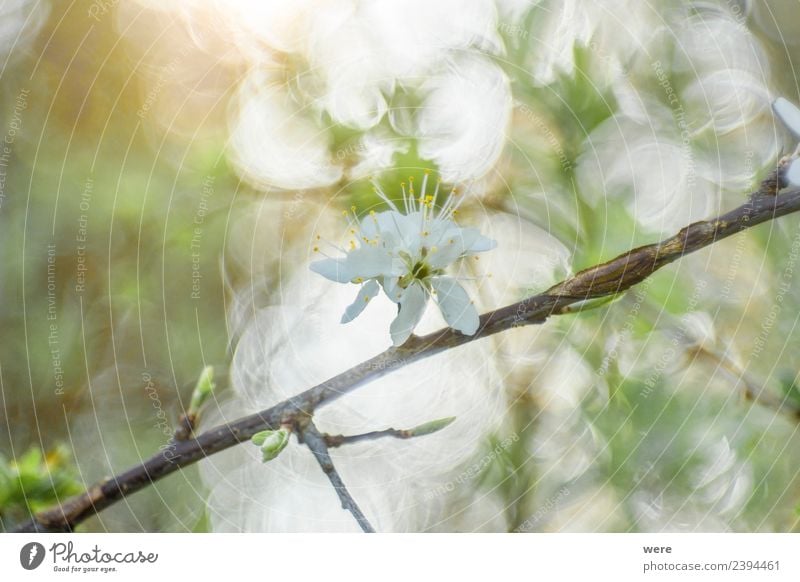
[411, 260, 432, 280]
[397, 247, 443, 289]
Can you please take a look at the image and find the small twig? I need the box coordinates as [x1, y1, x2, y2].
[689, 346, 800, 420]
[758, 158, 792, 197]
[324, 428, 414, 448]
[174, 366, 218, 441]
[324, 417, 457, 448]
[298, 421, 376, 533]
[637, 299, 800, 422]
[741, 379, 800, 421]
[173, 413, 198, 442]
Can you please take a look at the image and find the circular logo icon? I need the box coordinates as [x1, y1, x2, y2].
[20, 542, 46, 570]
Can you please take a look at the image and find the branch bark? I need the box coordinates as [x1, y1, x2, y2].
[12, 178, 800, 533]
[298, 420, 376, 533]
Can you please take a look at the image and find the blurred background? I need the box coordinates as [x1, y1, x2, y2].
[2, 0, 800, 532]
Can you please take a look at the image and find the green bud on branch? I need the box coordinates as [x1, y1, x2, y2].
[189, 366, 215, 415]
[405, 416, 456, 437]
[251, 428, 291, 462]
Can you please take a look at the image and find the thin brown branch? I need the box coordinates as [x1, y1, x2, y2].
[324, 428, 415, 448]
[12, 176, 800, 533]
[324, 417, 457, 448]
[298, 420, 375, 533]
[741, 382, 800, 421]
[689, 346, 800, 420]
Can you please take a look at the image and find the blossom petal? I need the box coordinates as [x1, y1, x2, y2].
[361, 210, 416, 245]
[394, 211, 426, 255]
[389, 282, 428, 345]
[426, 227, 496, 269]
[311, 246, 394, 284]
[345, 246, 395, 279]
[431, 277, 479, 335]
[382, 276, 404, 303]
[426, 237, 470, 269]
[786, 157, 800, 187]
[360, 210, 401, 239]
[341, 280, 380, 324]
[309, 258, 353, 283]
[774, 97, 800, 139]
[464, 229, 497, 253]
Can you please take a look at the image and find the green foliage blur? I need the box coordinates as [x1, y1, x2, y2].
[0, 1, 240, 531]
[0, 445, 82, 523]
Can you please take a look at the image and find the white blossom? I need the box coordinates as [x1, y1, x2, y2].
[310, 175, 496, 345]
[228, 71, 343, 191]
[415, 56, 512, 182]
